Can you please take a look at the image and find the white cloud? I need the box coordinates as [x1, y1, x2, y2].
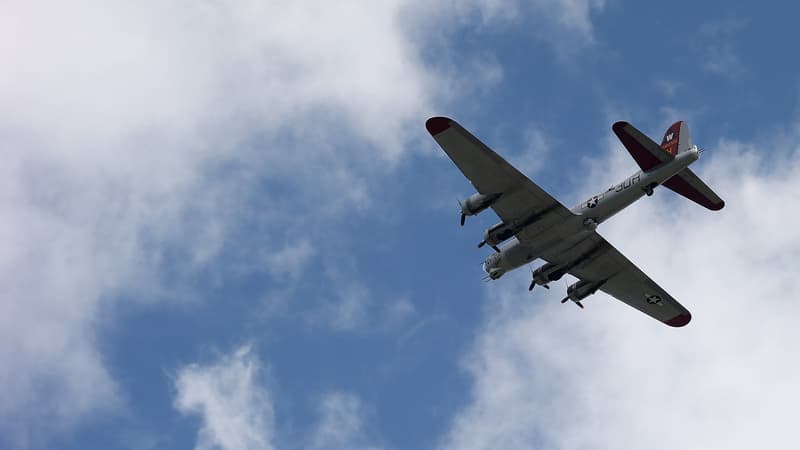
[174, 345, 274, 450]
[0, 0, 607, 444]
[1, 0, 439, 442]
[440, 125, 800, 449]
[175, 353, 387, 450]
[310, 392, 384, 450]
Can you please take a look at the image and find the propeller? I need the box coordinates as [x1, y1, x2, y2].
[559, 279, 582, 309]
[560, 296, 583, 309]
[457, 199, 466, 226]
[529, 281, 550, 291]
[528, 266, 550, 292]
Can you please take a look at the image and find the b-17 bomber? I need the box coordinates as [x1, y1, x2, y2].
[427, 117, 724, 327]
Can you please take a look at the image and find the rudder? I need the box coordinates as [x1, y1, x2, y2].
[660, 121, 692, 156]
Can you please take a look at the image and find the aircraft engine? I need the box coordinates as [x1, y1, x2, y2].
[478, 221, 517, 251]
[528, 262, 566, 290]
[560, 279, 606, 308]
[459, 193, 502, 226]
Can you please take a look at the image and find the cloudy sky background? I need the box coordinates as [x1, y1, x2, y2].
[3, 1, 799, 449]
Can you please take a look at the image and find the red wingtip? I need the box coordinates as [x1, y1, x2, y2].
[612, 121, 630, 133]
[426, 117, 452, 136]
[665, 313, 692, 327]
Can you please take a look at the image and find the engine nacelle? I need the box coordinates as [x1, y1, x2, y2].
[460, 193, 502, 217]
[531, 262, 566, 287]
[565, 279, 605, 302]
[480, 221, 517, 249]
[479, 209, 548, 249]
[560, 279, 606, 308]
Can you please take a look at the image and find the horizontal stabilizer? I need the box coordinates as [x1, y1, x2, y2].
[663, 168, 725, 210]
[612, 122, 674, 171]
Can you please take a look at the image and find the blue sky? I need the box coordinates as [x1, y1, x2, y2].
[3, 1, 800, 449]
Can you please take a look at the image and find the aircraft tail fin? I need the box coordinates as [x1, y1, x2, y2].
[616, 120, 724, 210]
[660, 121, 725, 210]
[660, 121, 692, 155]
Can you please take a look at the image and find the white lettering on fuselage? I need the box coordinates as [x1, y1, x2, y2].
[581, 173, 641, 210]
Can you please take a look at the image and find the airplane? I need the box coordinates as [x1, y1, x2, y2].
[426, 117, 724, 327]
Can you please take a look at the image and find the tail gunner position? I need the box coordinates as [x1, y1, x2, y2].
[427, 118, 724, 327]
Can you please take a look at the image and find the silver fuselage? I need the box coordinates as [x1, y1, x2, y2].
[483, 148, 699, 278]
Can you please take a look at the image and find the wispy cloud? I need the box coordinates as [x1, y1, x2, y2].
[698, 17, 748, 79]
[174, 345, 274, 450]
[702, 45, 746, 78]
[305, 280, 416, 333]
[174, 349, 389, 450]
[264, 240, 317, 282]
[505, 125, 554, 176]
[310, 392, 385, 450]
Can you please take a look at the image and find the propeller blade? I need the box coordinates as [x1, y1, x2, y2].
[575, 301, 584, 309]
[460, 214, 466, 226]
[491, 245, 501, 253]
[561, 297, 569, 304]
[543, 284, 550, 290]
[477, 241, 486, 248]
[529, 280, 536, 291]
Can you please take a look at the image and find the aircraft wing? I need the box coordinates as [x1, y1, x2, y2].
[426, 117, 575, 227]
[540, 232, 692, 327]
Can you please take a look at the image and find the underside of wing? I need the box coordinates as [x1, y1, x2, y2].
[613, 122, 674, 171]
[540, 233, 691, 327]
[426, 117, 574, 231]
